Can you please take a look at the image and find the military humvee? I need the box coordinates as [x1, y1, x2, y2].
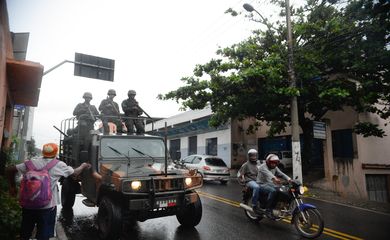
[57, 116, 203, 239]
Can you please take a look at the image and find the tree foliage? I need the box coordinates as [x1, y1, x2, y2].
[159, 0, 390, 166]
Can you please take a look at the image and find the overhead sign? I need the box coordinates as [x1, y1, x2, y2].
[313, 121, 326, 139]
[74, 53, 115, 81]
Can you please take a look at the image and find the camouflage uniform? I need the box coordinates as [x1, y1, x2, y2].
[99, 89, 123, 134]
[73, 92, 99, 147]
[121, 90, 145, 134]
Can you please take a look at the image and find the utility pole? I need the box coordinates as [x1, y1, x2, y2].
[285, 0, 303, 182]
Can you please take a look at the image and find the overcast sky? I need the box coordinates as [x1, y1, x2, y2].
[7, 0, 282, 148]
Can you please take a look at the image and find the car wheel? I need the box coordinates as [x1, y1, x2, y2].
[97, 197, 122, 240]
[176, 192, 202, 227]
[61, 177, 77, 210]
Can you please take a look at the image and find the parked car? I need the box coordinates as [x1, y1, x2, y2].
[180, 154, 230, 184]
[265, 150, 292, 170]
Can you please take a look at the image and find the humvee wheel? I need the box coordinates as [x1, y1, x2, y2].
[176, 192, 202, 227]
[61, 178, 76, 210]
[97, 197, 122, 240]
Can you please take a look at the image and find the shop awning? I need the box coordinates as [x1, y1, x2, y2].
[6, 58, 43, 107]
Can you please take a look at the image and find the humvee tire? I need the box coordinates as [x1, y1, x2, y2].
[97, 197, 122, 240]
[61, 178, 76, 209]
[176, 192, 202, 227]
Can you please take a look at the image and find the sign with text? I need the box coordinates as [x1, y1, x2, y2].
[313, 121, 326, 139]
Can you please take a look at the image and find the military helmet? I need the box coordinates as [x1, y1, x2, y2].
[107, 89, 116, 96]
[128, 90, 136, 96]
[83, 92, 92, 99]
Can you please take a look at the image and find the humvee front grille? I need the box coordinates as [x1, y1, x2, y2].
[153, 178, 184, 192]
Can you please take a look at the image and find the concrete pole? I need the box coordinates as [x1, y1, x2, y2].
[285, 0, 303, 182]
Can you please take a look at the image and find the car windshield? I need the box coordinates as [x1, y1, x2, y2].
[100, 138, 165, 159]
[205, 157, 227, 167]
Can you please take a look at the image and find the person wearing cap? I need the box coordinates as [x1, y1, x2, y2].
[121, 89, 145, 134]
[257, 153, 292, 219]
[238, 149, 262, 212]
[99, 89, 123, 134]
[73, 92, 99, 142]
[6, 143, 91, 240]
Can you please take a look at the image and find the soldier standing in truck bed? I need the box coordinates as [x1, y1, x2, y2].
[99, 89, 123, 134]
[73, 92, 99, 147]
[121, 90, 145, 134]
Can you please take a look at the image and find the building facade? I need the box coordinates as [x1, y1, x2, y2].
[0, 0, 43, 168]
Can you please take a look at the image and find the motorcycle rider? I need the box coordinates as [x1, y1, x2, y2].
[257, 153, 292, 219]
[238, 149, 262, 213]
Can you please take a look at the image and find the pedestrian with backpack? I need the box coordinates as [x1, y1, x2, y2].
[6, 142, 91, 240]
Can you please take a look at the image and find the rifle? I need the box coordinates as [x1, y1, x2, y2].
[53, 125, 68, 137]
[87, 105, 97, 121]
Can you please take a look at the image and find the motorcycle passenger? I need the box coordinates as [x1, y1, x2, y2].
[257, 153, 292, 219]
[238, 149, 262, 213]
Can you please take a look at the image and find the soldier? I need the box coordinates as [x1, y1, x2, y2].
[99, 89, 123, 134]
[121, 90, 145, 134]
[73, 92, 99, 144]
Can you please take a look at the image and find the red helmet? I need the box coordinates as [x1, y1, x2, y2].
[266, 153, 280, 164]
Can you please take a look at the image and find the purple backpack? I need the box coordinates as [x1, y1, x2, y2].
[19, 159, 59, 208]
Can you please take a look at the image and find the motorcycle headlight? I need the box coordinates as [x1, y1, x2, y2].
[298, 186, 305, 195]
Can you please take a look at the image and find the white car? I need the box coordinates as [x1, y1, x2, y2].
[180, 154, 230, 184]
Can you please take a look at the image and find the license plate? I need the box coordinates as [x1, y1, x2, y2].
[156, 199, 177, 208]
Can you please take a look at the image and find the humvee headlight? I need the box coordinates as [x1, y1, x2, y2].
[185, 177, 192, 186]
[131, 181, 142, 190]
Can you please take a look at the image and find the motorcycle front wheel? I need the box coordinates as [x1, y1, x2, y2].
[293, 208, 324, 239]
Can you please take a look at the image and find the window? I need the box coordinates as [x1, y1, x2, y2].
[332, 129, 353, 159]
[192, 156, 202, 164]
[205, 157, 227, 167]
[182, 155, 195, 163]
[188, 136, 197, 155]
[366, 174, 390, 203]
[206, 138, 217, 156]
[169, 139, 181, 160]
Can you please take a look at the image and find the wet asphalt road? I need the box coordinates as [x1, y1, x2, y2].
[59, 180, 390, 240]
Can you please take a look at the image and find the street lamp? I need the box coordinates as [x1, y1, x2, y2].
[243, 2, 303, 182]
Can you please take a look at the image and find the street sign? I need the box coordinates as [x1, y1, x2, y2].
[14, 104, 25, 111]
[74, 53, 115, 81]
[313, 121, 326, 139]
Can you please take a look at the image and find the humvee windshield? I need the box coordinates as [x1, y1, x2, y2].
[100, 138, 165, 159]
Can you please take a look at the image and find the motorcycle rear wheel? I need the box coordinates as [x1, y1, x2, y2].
[293, 208, 324, 239]
[243, 199, 263, 223]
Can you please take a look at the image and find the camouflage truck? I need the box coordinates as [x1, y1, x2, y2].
[57, 115, 203, 239]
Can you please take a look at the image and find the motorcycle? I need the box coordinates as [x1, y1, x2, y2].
[239, 179, 324, 239]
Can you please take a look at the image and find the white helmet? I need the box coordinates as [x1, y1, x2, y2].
[247, 149, 258, 155]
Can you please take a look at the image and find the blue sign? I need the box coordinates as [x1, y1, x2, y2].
[14, 104, 25, 110]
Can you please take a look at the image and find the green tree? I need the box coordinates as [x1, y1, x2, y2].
[159, 0, 390, 170]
